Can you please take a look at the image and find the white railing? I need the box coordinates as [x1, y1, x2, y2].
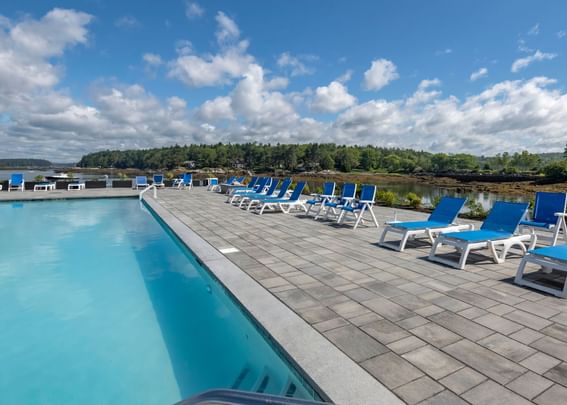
[139, 184, 157, 201]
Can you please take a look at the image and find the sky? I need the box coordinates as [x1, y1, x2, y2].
[1, 1, 567, 161]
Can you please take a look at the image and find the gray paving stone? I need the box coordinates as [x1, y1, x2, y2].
[544, 362, 567, 387]
[418, 390, 468, 405]
[541, 322, 567, 344]
[411, 323, 462, 348]
[402, 345, 463, 379]
[444, 340, 526, 384]
[312, 317, 350, 333]
[329, 300, 371, 319]
[516, 300, 561, 319]
[348, 312, 383, 326]
[531, 336, 567, 362]
[506, 371, 554, 400]
[457, 307, 488, 320]
[362, 296, 414, 321]
[387, 336, 428, 355]
[478, 333, 537, 362]
[509, 328, 544, 345]
[394, 376, 443, 404]
[504, 310, 553, 331]
[361, 352, 424, 389]
[324, 325, 388, 362]
[361, 319, 410, 345]
[429, 311, 493, 341]
[439, 367, 486, 395]
[396, 315, 429, 330]
[462, 380, 533, 405]
[534, 384, 567, 404]
[520, 352, 562, 375]
[474, 313, 524, 335]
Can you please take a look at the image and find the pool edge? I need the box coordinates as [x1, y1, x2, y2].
[144, 195, 403, 405]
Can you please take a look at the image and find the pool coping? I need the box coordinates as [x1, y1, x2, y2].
[144, 195, 403, 405]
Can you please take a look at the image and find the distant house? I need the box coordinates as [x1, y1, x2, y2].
[231, 159, 245, 169]
[183, 160, 196, 169]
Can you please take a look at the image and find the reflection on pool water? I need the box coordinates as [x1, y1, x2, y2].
[0, 198, 317, 404]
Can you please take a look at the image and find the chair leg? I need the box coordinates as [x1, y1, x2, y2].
[429, 237, 443, 261]
[458, 245, 471, 270]
[367, 206, 379, 228]
[515, 257, 529, 285]
[399, 231, 411, 252]
[353, 207, 366, 230]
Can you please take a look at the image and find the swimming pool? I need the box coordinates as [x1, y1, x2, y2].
[0, 198, 318, 404]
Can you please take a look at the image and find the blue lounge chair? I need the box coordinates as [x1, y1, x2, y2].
[519, 192, 567, 248]
[152, 174, 165, 188]
[379, 196, 470, 252]
[429, 201, 532, 270]
[245, 178, 292, 211]
[173, 173, 192, 189]
[132, 176, 148, 189]
[227, 177, 270, 204]
[321, 183, 357, 220]
[8, 173, 24, 192]
[225, 176, 257, 195]
[207, 178, 220, 191]
[256, 181, 307, 215]
[306, 182, 336, 216]
[238, 179, 280, 208]
[337, 184, 379, 229]
[515, 244, 567, 297]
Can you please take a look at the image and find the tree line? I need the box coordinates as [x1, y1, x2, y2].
[77, 143, 558, 175]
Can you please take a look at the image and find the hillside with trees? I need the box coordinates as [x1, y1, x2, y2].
[77, 143, 560, 176]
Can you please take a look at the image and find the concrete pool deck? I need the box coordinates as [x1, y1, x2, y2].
[4, 188, 567, 404]
[148, 188, 567, 405]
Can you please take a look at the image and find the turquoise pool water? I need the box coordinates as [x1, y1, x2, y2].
[0, 198, 317, 404]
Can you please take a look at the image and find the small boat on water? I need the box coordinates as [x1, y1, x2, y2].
[45, 173, 72, 181]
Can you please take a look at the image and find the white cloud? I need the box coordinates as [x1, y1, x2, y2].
[311, 81, 356, 113]
[198, 96, 234, 121]
[114, 15, 140, 29]
[167, 14, 254, 87]
[185, 2, 204, 19]
[363, 59, 399, 91]
[143, 53, 163, 66]
[511, 50, 557, 72]
[336, 69, 353, 83]
[277, 52, 316, 76]
[528, 23, 540, 36]
[558, 30, 567, 39]
[215, 11, 239, 44]
[435, 48, 453, 55]
[470, 67, 488, 81]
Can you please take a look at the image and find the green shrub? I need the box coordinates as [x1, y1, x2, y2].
[34, 175, 44, 182]
[543, 161, 567, 181]
[406, 192, 422, 208]
[376, 190, 398, 207]
[301, 183, 311, 195]
[466, 200, 487, 218]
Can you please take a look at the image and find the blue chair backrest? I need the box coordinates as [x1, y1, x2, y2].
[253, 177, 269, 191]
[532, 192, 567, 225]
[247, 176, 259, 188]
[183, 173, 192, 183]
[339, 183, 357, 203]
[275, 178, 292, 198]
[153, 174, 163, 183]
[289, 182, 306, 201]
[322, 182, 335, 197]
[10, 173, 23, 185]
[429, 197, 467, 224]
[225, 176, 235, 184]
[264, 179, 279, 196]
[236, 176, 246, 183]
[136, 176, 147, 185]
[359, 184, 376, 202]
[482, 201, 529, 234]
[209, 178, 218, 185]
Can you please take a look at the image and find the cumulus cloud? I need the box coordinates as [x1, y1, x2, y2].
[277, 52, 316, 76]
[435, 48, 453, 55]
[470, 67, 488, 81]
[167, 12, 254, 87]
[363, 59, 399, 91]
[185, 2, 204, 19]
[143, 53, 162, 65]
[336, 69, 353, 83]
[511, 50, 557, 72]
[557, 30, 567, 39]
[311, 81, 356, 113]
